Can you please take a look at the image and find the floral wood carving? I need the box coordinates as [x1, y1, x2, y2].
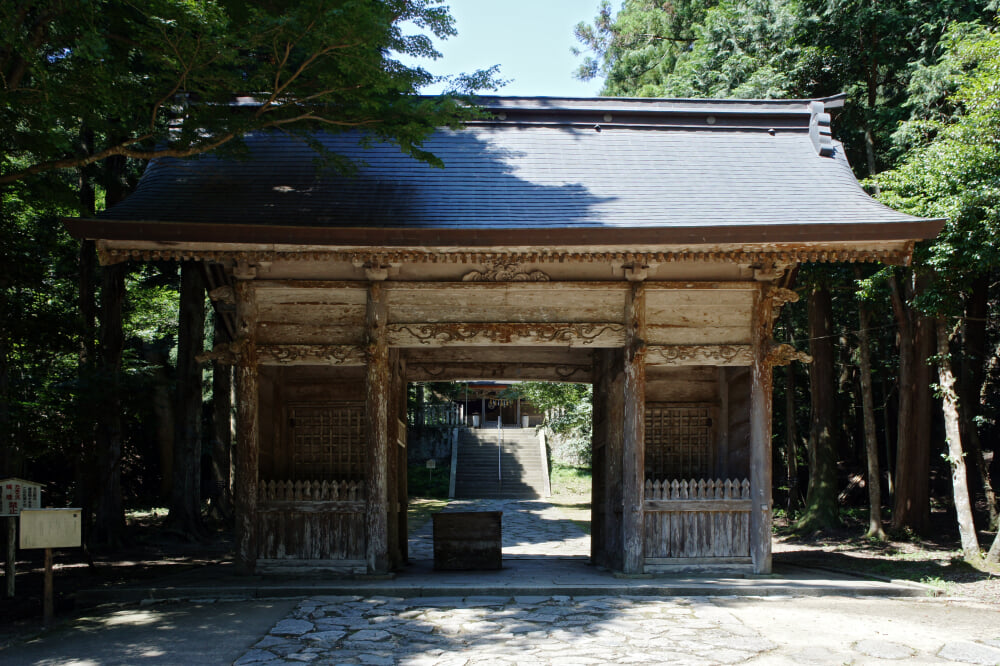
[388, 322, 624, 346]
[257, 344, 365, 365]
[767, 343, 812, 366]
[462, 261, 550, 282]
[769, 286, 800, 315]
[646, 345, 753, 366]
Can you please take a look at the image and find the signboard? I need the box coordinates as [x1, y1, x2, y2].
[19, 509, 82, 549]
[1, 478, 42, 518]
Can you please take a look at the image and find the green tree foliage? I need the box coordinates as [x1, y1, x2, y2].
[575, 0, 993, 172]
[1, 1, 496, 532]
[2, 0, 500, 185]
[878, 23, 1000, 309]
[512, 382, 593, 466]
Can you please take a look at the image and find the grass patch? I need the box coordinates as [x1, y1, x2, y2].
[550, 463, 592, 497]
[407, 462, 450, 499]
[407, 498, 448, 536]
[548, 464, 592, 534]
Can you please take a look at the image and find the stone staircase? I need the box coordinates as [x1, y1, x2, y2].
[453, 427, 548, 499]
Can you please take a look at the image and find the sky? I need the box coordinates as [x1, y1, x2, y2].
[402, 1, 623, 97]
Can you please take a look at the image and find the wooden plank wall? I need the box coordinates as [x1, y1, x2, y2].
[725, 367, 752, 481]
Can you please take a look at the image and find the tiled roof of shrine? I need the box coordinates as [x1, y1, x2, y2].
[68, 96, 942, 247]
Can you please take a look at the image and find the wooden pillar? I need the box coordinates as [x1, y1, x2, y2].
[750, 285, 775, 574]
[622, 283, 646, 575]
[604, 349, 624, 571]
[234, 272, 259, 574]
[365, 282, 390, 574]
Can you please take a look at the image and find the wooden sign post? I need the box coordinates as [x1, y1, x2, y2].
[19, 508, 81, 626]
[1, 478, 43, 598]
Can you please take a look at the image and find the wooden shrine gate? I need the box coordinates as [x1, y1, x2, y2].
[220, 277, 807, 576]
[67, 95, 939, 578]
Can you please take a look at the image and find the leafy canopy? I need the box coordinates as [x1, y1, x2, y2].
[1, 0, 501, 184]
[876, 22, 1000, 314]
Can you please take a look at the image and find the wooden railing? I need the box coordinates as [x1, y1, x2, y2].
[644, 478, 750, 502]
[259, 479, 364, 502]
[257, 479, 366, 565]
[643, 477, 751, 565]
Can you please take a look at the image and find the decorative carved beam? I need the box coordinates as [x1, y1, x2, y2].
[646, 345, 753, 366]
[406, 362, 593, 383]
[387, 322, 625, 348]
[257, 344, 365, 366]
[461, 261, 550, 282]
[99, 245, 915, 268]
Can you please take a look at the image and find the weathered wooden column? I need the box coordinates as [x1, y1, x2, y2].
[622, 282, 647, 575]
[365, 281, 390, 574]
[233, 264, 259, 574]
[749, 284, 775, 574]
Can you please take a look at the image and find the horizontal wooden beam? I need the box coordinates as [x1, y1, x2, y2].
[644, 499, 752, 512]
[257, 344, 365, 366]
[388, 322, 625, 348]
[645, 557, 752, 566]
[646, 345, 753, 366]
[407, 362, 592, 383]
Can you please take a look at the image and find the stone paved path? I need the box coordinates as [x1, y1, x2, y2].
[236, 595, 1000, 665]
[408, 499, 590, 560]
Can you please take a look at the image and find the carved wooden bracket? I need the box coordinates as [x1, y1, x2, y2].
[646, 345, 754, 366]
[233, 260, 257, 280]
[461, 261, 550, 282]
[196, 342, 240, 365]
[388, 322, 625, 347]
[208, 285, 235, 305]
[752, 263, 790, 282]
[354, 261, 400, 281]
[767, 343, 812, 366]
[623, 263, 650, 282]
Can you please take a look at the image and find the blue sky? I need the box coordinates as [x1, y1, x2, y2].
[402, 1, 622, 97]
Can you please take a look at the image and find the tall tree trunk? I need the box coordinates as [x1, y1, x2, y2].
[958, 277, 997, 529]
[140, 340, 175, 500]
[881, 375, 894, 499]
[91, 153, 129, 547]
[210, 309, 233, 520]
[889, 273, 932, 534]
[77, 133, 98, 533]
[936, 318, 981, 562]
[797, 284, 840, 532]
[987, 527, 1000, 564]
[92, 262, 127, 546]
[167, 261, 207, 538]
[856, 288, 885, 539]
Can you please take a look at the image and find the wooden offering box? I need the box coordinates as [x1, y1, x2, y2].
[433, 511, 502, 571]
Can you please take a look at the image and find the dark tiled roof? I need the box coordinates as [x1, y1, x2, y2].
[94, 97, 935, 240]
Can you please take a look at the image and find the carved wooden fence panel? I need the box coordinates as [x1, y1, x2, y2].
[643, 478, 751, 564]
[259, 402, 367, 568]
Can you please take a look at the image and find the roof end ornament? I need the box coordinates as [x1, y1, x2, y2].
[809, 100, 835, 157]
